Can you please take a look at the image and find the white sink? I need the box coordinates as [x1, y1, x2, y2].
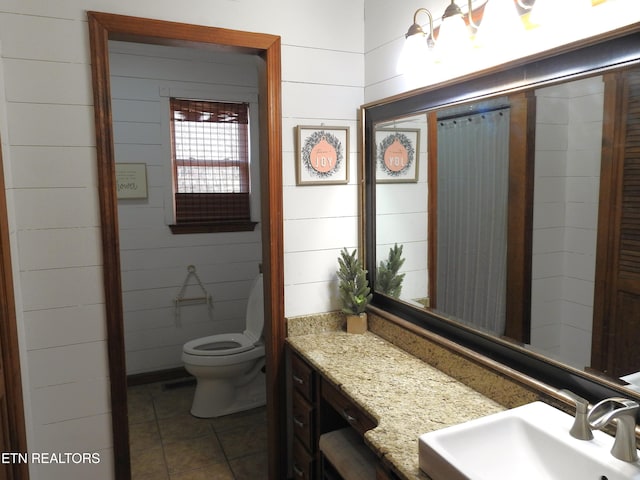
[419, 401, 640, 480]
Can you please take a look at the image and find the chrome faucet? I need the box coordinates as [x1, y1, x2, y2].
[560, 389, 593, 440]
[587, 397, 639, 462]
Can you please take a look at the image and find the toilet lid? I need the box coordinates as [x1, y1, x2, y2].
[183, 333, 255, 356]
[243, 273, 264, 343]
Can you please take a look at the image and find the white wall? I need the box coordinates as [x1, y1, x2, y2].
[1, 5, 114, 478]
[0, 1, 363, 478]
[375, 115, 429, 304]
[109, 40, 263, 375]
[531, 76, 603, 368]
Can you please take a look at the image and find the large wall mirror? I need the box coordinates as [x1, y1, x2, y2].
[363, 25, 640, 403]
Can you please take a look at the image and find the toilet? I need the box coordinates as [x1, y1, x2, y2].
[182, 273, 266, 418]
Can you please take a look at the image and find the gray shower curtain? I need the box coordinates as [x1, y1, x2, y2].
[436, 108, 509, 335]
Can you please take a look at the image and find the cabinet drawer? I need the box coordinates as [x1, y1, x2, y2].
[292, 438, 315, 480]
[321, 378, 376, 436]
[292, 390, 315, 450]
[291, 353, 315, 401]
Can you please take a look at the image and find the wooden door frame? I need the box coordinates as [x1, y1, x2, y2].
[87, 12, 285, 479]
[591, 71, 621, 374]
[504, 91, 535, 343]
[591, 68, 640, 377]
[0, 140, 29, 479]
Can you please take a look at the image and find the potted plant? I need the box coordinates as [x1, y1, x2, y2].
[336, 247, 372, 334]
[375, 243, 405, 298]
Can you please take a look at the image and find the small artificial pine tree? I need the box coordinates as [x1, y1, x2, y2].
[336, 247, 372, 315]
[375, 243, 406, 298]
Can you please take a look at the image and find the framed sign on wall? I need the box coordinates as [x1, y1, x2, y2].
[115, 163, 148, 199]
[296, 125, 349, 185]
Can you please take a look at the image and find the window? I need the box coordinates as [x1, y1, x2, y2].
[169, 98, 256, 233]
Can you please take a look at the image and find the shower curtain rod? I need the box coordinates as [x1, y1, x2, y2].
[437, 104, 510, 122]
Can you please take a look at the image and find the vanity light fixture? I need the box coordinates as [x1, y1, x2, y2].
[399, 0, 600, 75]
[398, 1, 472, 73]
[439, 0, 527, 53]
[398, 0, 495, 72]
[397, 7, 435, 74]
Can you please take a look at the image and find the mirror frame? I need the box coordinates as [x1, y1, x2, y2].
[362, 24, 640, 405]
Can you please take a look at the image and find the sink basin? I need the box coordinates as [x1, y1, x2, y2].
[419, 401, 640, 480]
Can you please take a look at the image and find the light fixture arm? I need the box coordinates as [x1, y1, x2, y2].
[465, 0, 480, 30]
[406, 7, 435, 42]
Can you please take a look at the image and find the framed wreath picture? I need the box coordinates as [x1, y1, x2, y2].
[296, 125, 349, 185]
[375, 128, 420, 183]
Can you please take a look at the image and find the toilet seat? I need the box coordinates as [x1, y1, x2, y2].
[183, 273, 264, 358]
[183, 333, 257, 356]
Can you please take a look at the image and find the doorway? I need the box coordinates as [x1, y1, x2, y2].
[87, 12, 285, 480]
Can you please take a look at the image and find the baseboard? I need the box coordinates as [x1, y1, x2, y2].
[127, 367, 192, 386]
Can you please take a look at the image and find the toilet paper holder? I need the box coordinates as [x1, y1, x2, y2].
[174, 265, 213, 325]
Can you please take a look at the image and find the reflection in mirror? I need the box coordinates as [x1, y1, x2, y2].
[374, 114, 428, 308]
[433, 79, 603, 373]
[529, 76, 603, 374]
[374, 95, 528, 333]
[425, 79, 604, 375]
[369, 52, 640, 398]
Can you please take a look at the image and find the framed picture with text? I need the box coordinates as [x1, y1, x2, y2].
[375, 128, 420, 183]
[296, 125, 349, 185]
[115, 163, 148, 199]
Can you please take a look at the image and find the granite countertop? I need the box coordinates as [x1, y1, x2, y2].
[287, 330, 506, 480]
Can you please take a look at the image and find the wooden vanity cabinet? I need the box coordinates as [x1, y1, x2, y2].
[290, 350, 347, 478]
[289, 347, 383, 480]
[291, 351, 318, 479]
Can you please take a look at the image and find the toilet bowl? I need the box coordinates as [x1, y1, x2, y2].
[182, 273, 266, 418]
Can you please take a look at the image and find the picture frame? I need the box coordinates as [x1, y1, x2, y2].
[375, 128, 420, 183]
[296, 125, 349, 185]
[115, 163, 148, 199]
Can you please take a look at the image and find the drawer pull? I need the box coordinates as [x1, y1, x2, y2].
[293, 374, 305, 385]
[293, 464, 304, 477]
[343, 409, 357, 424]
[293, 416, 305, 428]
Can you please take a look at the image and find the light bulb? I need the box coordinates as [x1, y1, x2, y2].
[436, 9, 472, 61]
[397, 33, 433, 75]
[475, 0, 526, 51]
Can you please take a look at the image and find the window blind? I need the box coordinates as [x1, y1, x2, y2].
[170, 98, 251, 225]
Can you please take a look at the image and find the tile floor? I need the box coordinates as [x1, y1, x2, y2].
[127, 378, 268, 479]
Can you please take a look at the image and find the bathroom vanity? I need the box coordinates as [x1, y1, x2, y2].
[287, 310, 640, 479]
[286, 311, 540, 480]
